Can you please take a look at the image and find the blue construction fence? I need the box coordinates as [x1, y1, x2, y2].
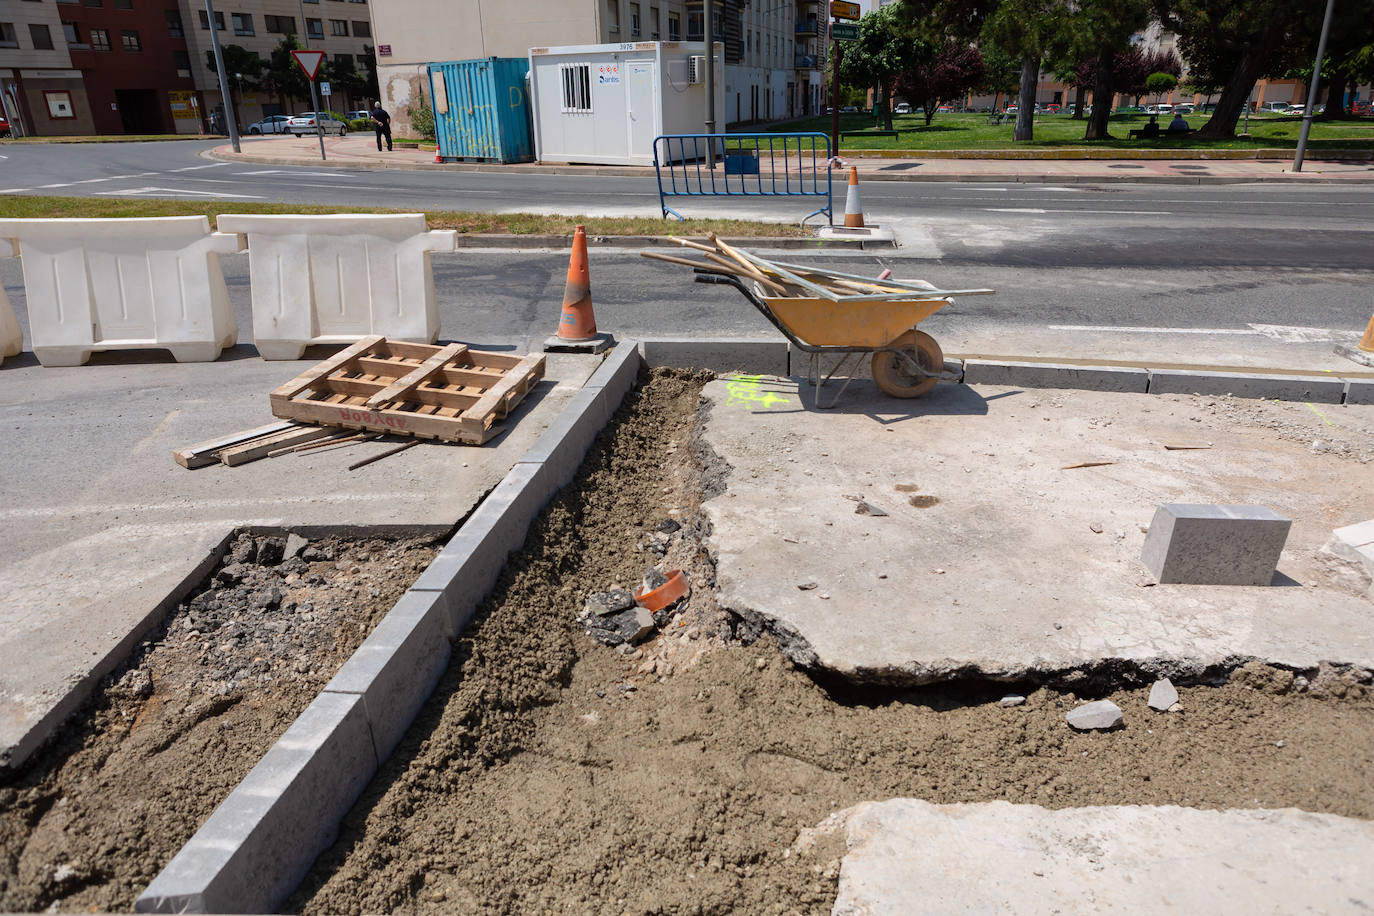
[652, 133, 833, 225]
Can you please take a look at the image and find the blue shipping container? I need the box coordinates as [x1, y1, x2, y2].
[427, 58, 533, 163]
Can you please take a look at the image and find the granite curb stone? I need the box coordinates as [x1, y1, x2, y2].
[134, 692, 376, 914]
[964, 359, 1149, 392]
[639, 338, 790, 376]
[1147, 368, 1347, 403]
[1142, 504, 1292, 586]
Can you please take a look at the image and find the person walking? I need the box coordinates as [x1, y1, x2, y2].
[370, 101, 392, 152]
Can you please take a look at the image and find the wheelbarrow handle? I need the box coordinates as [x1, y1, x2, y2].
[692, 271, 737, 286]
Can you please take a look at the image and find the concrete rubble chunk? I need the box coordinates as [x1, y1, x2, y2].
[284, 533, 308, 559]
[1141, 504, 1291, 586]
[1149, 678, 1180, 711]
[999, 695, 1026, 707]
[584, 589, 636, 617]
[1066, 699, 1123, 731]
[821, 799, 1374, 914]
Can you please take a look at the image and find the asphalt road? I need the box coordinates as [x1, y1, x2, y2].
[2, 138, 1371, 368]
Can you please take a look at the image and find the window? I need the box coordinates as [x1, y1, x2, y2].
[649, 5, 658, 39]
[173, 48, 190, 74]
[668, 11, 679, 40]
[306, 17, 323, 38]
[62, 20, 79, 43]
[198, 10, 224, 29]
[303, 0, 318, 4]
[232, 12, 253, 34]
[334, 52, 353, 69]
[121, 28, 139, 50]
[687, 9, 701, 39]
[0, 22, 17, 47]
[165, 9, 182, 35]
[351, 19, 368, 36]
[30, 23, 54, 48]
[348, 0, 366, 5]
[115, 0, 132, 8]
[560, 62, 591, 113]
[606, 1, 618, 33]
[83, 0, 101, 6]
[90, 26, 109, 48]
[329, 18, 346, 35]
[264, 14, 295, 33]
[629, 2, 639, 37]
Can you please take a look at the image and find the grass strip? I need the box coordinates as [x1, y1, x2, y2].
[0, 195, 810, 237]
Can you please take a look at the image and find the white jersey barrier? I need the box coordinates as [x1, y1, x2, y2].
[216, 214, 457, 360]
[1, 239, 22, 365]
[0, 217, 242, 367]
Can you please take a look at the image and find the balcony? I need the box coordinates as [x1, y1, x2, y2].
[794, 53, 818, 69]
[795, 18, 818, 35]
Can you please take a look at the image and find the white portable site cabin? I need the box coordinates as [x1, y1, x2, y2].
[528, 41, 725, 166]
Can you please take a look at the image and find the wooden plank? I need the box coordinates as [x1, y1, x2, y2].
[173, 421, 297, 469]
[364, 343, 470, 407]
[354, 357, 504, 388]
[269, 336, 384, 401]
[379, 339, 448, 361]
[219, 425, 336, 466]
[460, 354, 545, 428]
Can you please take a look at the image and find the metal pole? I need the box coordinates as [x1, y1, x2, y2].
[1293, 0, 1335, 172]
[829, 20, 841, 159]
[294, 0, 327, 161]
[204, 0, 241, 152]
[703, 0, 715, 169]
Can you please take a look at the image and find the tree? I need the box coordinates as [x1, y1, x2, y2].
[1069, 0, 1152, 139]
[977, 46, 1021, 112]
[981, 0, 1071, 140]
[899, 44, 985, 124]
[1145, 71, 1179, 104]
[204, 44, 262, 129]
[1154, 0, 1325, 138]
[263, 36, 310, 114]
[840, 4, 929, 130]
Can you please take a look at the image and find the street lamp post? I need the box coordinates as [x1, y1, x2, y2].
[1293, 0, 1336, 172]
[204, 0, 241, 152]
[704, 0, 715, 169]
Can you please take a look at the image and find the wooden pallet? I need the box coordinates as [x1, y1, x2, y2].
[269, 336, 546, 445]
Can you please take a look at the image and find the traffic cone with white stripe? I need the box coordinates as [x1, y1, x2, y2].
[843, 166, 865, 229]
[1361, 314, 1374, 353]
[544, 225, 612, 353]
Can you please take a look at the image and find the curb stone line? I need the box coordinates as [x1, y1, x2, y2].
[135, 342, 644, 915]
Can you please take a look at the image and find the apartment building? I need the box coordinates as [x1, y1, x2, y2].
[1, 0, 92, 135]
[366, 0, 825, 137]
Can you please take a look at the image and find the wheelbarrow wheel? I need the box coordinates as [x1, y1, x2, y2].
[871, 330, 943, 398]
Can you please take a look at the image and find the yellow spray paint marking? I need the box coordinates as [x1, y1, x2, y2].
[724, 375, 792, 410]
[1304, 402, 1335, 427]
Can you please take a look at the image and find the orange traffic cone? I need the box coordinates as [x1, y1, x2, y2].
[544, 226, 610, 353]
[1361, 314, 1374, 353]
[434, 149, 443, 163]
[843, 166, 865, 229]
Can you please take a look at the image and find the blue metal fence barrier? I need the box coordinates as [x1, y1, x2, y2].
[652, 132, 833, 225]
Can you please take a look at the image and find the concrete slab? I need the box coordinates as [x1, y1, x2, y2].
[0, 351, 601, 768]
[698, 377, 1374, 684]
[813, 799, 1374, 915]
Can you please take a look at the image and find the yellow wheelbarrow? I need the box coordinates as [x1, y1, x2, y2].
[695, 269, 964, 407]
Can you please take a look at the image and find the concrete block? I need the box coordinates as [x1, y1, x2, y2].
[516, 387, 609, 489]
[963, 359, 1149, 393]
[0, 286, 21, 366]
[585, 339, 642, 412]
[1142, 504, 1291, 586]
[216, 213, 454, 360]
[0, 217, 240, 367]
[135, 692, 376, 914]
[1346, 378, 1374, 405]
[323, 590, 450, 763]
[639, 337, 789, 376]
[1148, 368, 1346, 403]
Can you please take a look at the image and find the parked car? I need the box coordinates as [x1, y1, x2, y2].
[840, 105, 859, 113]
[894, 102, 911, 114]
[1173, 103, 1195, 115]
[287, 111, 348, 136]
[245, 114, 292, 135]
[0, 115, 10, 139]
[937, 104, 954, 112]
[346, 109, 371, 122]
[1288, 104, 1306, 115]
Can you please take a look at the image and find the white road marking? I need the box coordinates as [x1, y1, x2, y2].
[37, 183, 74, 189]
[233, 169, 349, 177]
[985, 208, 1046, 213]
[1050, 325, 1259, 335]
[1048, 324, 1360, 341]
[168, 163, 230, 172]
[1248, 324, 1360, 343]
[93, 186, 264, 199]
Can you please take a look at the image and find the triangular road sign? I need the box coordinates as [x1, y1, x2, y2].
[291, 49, 326, 81]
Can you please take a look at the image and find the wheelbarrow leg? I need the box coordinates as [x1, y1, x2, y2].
[807, 351, 861, 410]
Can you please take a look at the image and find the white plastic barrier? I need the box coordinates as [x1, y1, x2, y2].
[216, 214, 457, 360]
[0, 217, 242, 367]
[1, 240, 22, 365]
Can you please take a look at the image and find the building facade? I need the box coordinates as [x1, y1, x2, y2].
[1, 0, 92, 136]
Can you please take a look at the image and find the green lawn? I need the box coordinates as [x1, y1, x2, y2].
[768, 111, 1374, 150]
[0, 195, 810, 237]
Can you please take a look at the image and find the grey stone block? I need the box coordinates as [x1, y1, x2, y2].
[323, 590, 451, 763]
[586, 338, 642, 412]
[135, 692, 375, 914]
[1346, 378, 1374, 405]
[639, 337, 789, 376]
[1141, 504, 1292, 586]
[1148, 369, 1346, 403]
[964, 360, 1148, 393]
[516, 386, 609, 489]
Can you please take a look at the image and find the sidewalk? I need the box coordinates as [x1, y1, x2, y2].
[211, 134, 1374, 183]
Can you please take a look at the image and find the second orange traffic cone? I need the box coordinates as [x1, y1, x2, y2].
[843, 166, 865, 229]
[557, 225, 597, 341]
[1361, 314, 1374, 353]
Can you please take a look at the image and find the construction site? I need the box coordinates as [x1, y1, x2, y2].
[1, 196, 1373, 915]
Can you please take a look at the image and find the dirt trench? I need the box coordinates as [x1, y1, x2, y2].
[0, 532, 438, 913]
[289, 369, 1374, 916]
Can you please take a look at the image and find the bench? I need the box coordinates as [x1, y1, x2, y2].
[987, 113, 1008, 126]
[1129, 128, 1196, 139]
[840, 129, 899, 140]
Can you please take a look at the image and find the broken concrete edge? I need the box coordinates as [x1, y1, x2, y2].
[0, 529, 236, 773]
[135, 342, 644, 915]
[634, 340, 1374, 405]
[453, 234, 881, 250]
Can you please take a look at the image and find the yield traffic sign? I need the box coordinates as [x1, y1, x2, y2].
[290, 49, 326, 81]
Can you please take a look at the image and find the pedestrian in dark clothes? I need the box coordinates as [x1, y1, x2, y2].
[371, 101, 392, 152]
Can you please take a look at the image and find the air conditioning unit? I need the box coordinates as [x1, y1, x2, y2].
[687, 55, 705, 84]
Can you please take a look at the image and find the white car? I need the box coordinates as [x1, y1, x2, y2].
[894, 102, 911, 114]
[287, 111, 348, 137]
[245, 114, 292, 135]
